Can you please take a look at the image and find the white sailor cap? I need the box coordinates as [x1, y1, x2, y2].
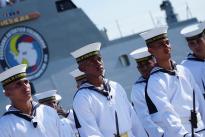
[199, 21, 205, 30]
[180, 23, 205, 41]
[129, 47, 152, 62]
[140, 26, 168, 45]
[0, 64, 27, 87]
[70, 42, 101, 63]
[34, 90, 62, 103]
[69, 69, 86, 81]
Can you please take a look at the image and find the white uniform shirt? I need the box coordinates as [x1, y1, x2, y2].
[60, 118, 76, 137]
[73, 79, 147, 137]
[181, 53, 205, 98]
[0, 102, 72, 137]
[146, 63, 205, 137]
[131, 76, 164, 137]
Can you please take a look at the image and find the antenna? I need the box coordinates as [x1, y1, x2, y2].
[185, 1, 192, 19]
[101, 27, 109, 40]
[115, 20, 123, 38]
[149, 11, 156, 27]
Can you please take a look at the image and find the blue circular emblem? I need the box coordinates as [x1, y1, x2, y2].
[0, 26, 49, 80]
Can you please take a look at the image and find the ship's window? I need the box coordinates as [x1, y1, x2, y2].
[55, 0, 77, 12]
[119, 54, 130, 67]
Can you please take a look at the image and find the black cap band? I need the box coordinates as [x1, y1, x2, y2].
[38, 96, 56, 103]
[186, 31, 205, 41]
[2, 72, 27, 87]
[146, 33, 168, 45]
[135, 55, 153, 63]
[75, 75, 86, 82]
[76, 51, 99, 63]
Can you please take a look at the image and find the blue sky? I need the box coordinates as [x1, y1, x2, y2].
[72, 0, 205, 40]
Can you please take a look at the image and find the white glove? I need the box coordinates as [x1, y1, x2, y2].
[185, 133, 201, 137]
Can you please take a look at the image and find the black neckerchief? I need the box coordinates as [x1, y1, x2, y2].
[74, 79, 112, 100]
[3, 101, 40, 128]
[202, 80, 205, 99]
[135, 76, 147, 85]
[186, 53, 205, 62]
[150, 60, 177, 76]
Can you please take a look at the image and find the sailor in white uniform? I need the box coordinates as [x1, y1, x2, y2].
[0, 64, 67, 137]
[34, 90, 75, 137]
[139, 26, 205, 137]
[70, 68, 87, 89]
[130, 47, 164, 137]
[66, 69, 87, 137]
[70, 42, 147, 137]
[181, 23, 205, 99]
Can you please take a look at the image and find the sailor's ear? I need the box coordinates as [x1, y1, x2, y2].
[148, 47, 153, 55]
[78, 63, 86, 73]
[4, 90, 10, 97]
